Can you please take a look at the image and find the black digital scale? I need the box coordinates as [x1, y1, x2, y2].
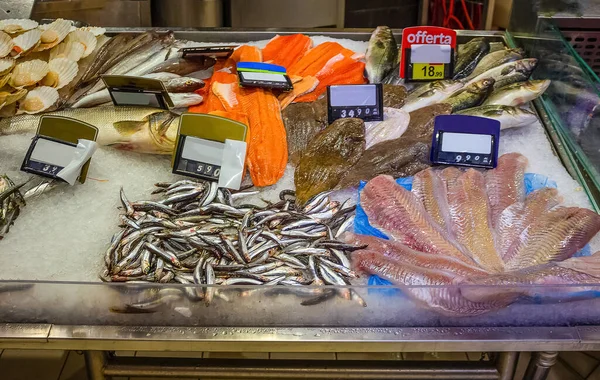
[326, 83, 384, 125]
[430, 115, 501, 169]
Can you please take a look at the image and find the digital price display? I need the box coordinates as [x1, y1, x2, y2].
[327, 83, 383, 125]
[430, 115, 500, 169]
[102, 75, 173, 110]
[174, 136, 223, 180]
[237, 61, 293, 91]
[21, 136, 77, 180]
[400, 26, 456, 82]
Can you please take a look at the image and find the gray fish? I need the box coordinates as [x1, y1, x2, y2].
[483, 80, 551, 106]
[453, 38, 489, 80]
[150, 57, 216, 76]
[365, 26, 399, 83]
[445, 78, 495, 112]
[402, 80, 464, 112]
[456, 105, 538, 130]
[164, 77, 205, 93]
[466, 58, 538, 90]
[466, 48, 524, 80]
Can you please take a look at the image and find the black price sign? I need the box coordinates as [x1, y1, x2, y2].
[173, 135, 224, 181]
[181, 45, 237, 59]
[102, 75, 173, 110]
[21, 136, 76, 181]
[327, 84, 383, 125]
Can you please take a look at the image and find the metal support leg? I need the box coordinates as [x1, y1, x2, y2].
[523, 352, 558, 380]
[497, 352, 519, 380]
[84, 350, 108, 380]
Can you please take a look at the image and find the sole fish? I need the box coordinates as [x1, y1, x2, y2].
[412, 168, 452, 231]
[447, 169, 504, 272]
[361, 175, 474, 264]
[506, 207, 600, 271]
[282, 98, 328, 165]
[496, 187, 562, 262]
[402, 103, 452, 140]
[364, 107, 410, 148]
[353, 250, 504, 316]
[485, 152, 528, 226]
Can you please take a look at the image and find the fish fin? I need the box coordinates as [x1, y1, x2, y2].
[113, 121, 146, 136]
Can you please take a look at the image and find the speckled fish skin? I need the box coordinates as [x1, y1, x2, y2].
[453, 37, 489, 80]
[506, 207, 600, 271]
[455, 105, 538, 130]
[465, 48, 524, 80]
[401, 80, 464, 113]
[343, 232, 486, 277]
[483, 80, 551, 107]
[402, 103, 453, 140]
[382, 84, 407, 108]
[365, 26, 399, 83]
[282, 98, 328, 165]
[444, 78, 495, 113]
[466, 58, 538, 90]
[361, 175, 474, 264]
[295, 118, 365, 205]
[496, 187, 561, 263]
[447, 169, 504, 273]
[485, 152, 528, 227]
[412, 168, 452, 231]
[352, 251, 504, 316]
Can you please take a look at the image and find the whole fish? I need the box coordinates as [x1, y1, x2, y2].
[401, 80, 464, 113]
[364, 107, 410, 148]
[169, 93, 203, 108]
[77, 33, 138, 86]
[466, 58, 538, 90]
[402, 103, 453, 140]
[0, 106, 179, 154]
[444, 78, 495, 112]
[466, 48, 524, 80]
[282, 98, 328, 165]
[382, 84, 407, 108]
[164, 76, 205, 93]
[365, 26, 399, 83]
[150, 56, 217, 76]
[456, 105, 538, 130]
[453, 37, 489, 80]
[483, 80, 551, 106]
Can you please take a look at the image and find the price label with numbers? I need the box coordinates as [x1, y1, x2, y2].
[412, 63, 445, 80]
[327, 84, 383, 125]
[172, 113, 248, 189]
[400, 26, 456, 82]
[103, 75, 173, 109]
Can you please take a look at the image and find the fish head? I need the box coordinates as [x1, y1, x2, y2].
[517, 58, 538, 74]
[108, 111, 178, 154]
[526, 79, 551, 94]
[366, 26, 398, 83]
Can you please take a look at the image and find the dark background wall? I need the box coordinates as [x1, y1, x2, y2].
[345, 0, 419, 28]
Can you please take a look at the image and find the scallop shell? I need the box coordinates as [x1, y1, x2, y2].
[0, 31, 14, 58]
[17, 86, 58, 114]
[79, 26, 106, 37]
[9, 59, 49, 88]
[49, 40, 85, 62]
[0, 19, 38, 34]
[11, 29, 42, 57]
[0, 73, 10, 88]
[0, 88, 27, 108]
[36, 19, 72, 51]
[42, 58, 78, 89]
[65, 30, 96, 58]
[0, 57, 15, 76]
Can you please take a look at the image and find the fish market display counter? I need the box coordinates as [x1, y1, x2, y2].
[1, 28, 600, 380]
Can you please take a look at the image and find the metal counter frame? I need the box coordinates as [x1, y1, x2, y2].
[0, 28, 596, 379]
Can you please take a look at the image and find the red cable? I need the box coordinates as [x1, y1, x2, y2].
[448, 15, 465, 29]
[460, 0, 476, 30]
[441, 0, 448, 27]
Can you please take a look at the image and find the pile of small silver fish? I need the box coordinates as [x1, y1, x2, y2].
[102, 179, 365, 307]
[0, 175, 25, 239]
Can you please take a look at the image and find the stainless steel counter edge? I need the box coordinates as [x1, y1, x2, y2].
[1, 324, 598, 352]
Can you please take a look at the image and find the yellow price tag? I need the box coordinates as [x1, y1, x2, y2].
[412, 63, 445, 80]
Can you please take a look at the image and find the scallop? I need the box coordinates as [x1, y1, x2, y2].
[79, 26, 106, 37]
[35, 19, 72, 51]
[0, 19, 38, 34]
[11, 29, 42, 57]
[0, 73, 10, 88]
[49, 40, 85, 62]
[42, 58, 78, 89]
[9, 59, 49, 88]
[17, 86, 58, 114]
[0, 88, 27, 108]
[0, 57, 15, 76]
[0, 31, 14, 58]
[65, 30, 96, 58]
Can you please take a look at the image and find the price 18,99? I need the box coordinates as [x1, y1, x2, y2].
[412, 63, 445, 80]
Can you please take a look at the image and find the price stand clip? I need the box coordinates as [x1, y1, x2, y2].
[172, 113, 248, 190]
[21, 116, 99, 185]
[102, 75, 174, 109]
[430, 115, 500, 169]
[180, 45, 238, 59]
[400, 26, 456, 82]
[327, 83, 383, 125]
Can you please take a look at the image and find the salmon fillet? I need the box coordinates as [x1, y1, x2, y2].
[262, 34, 312, 69]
